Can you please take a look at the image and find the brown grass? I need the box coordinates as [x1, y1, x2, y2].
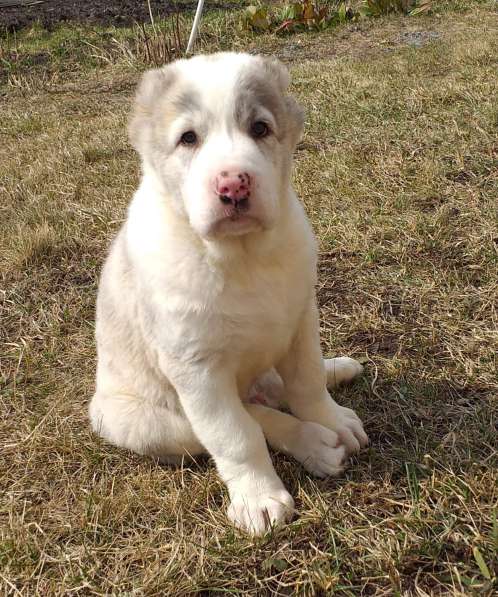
[1, 2, 497, 594]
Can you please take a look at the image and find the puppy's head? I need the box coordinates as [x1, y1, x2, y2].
[129, 53, 304, 239]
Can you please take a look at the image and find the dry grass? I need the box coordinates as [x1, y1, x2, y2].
[1, 2, 497, 594]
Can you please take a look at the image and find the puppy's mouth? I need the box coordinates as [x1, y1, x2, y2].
[210, 212, 263, 237]
[220, 195, 250, 216]
[228, 206, 249, 221]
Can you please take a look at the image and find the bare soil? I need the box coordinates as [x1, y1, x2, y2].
[0, 0, 206, 32]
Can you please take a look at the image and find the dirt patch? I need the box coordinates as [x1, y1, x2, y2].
[396, 30, 441, 47]
[0, 0, 217, 32]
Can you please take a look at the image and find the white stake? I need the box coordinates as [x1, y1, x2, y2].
[186, 0, 206, 55]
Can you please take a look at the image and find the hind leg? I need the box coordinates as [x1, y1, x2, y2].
[246, 403, 346, 478]
[325, 357, 363, 388]
[276, 301, 368, 454]
[89, 392, 205, 462]
[250, 356, 363, 409]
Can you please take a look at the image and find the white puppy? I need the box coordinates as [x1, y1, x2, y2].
[89, 52, 368, 535]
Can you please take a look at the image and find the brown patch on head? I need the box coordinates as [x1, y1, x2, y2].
[234, 56, 304, 147]
[261, 58, 305, 145]
[260, 57, 291, 93]
[128, 64, 200, 162]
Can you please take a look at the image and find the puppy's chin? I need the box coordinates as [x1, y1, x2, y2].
[199, 214, 265, 240]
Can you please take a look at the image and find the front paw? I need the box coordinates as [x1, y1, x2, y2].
[293, 421, 347, 478]
[227, 484, 294, 535]
[325, 403, 368, 455]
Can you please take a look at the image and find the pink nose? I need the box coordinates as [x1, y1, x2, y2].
[215, 171, 251, 207]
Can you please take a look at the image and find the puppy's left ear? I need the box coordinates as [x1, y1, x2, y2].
[261, 57, 291, 93]
[261, 58, 304, 147]
[284, 96, 305, 148]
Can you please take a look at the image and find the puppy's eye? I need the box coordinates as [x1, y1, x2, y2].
[180, 131, 197, 146]
[251, 121, 270, 139]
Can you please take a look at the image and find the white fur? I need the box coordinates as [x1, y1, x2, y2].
[89, 53, 368, 535]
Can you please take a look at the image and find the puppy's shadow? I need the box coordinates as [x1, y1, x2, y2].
[332, 375, 495, 482]
[156, 452, 212, 472]
[151, 375, 492, 493]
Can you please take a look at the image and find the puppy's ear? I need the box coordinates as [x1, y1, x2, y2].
[128, 65, 176, 155]
[284, 96, 305, 148]
[260, 57, 291, 93]
[261, 57, 304, 147]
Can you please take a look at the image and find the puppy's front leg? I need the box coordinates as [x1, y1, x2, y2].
[277, 300, 368, 457]
[168, 363, 294, 535]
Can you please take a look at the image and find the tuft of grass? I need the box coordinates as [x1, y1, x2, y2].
[1, 1, 497, 594]
[84, 13, 188, 69]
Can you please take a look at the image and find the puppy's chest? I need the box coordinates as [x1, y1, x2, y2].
[154, 262, 307, 364]
[225, 279, 293, 338]
[211, 265, 307, 360]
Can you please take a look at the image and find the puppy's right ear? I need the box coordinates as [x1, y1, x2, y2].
[128, 66, 175, 155]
